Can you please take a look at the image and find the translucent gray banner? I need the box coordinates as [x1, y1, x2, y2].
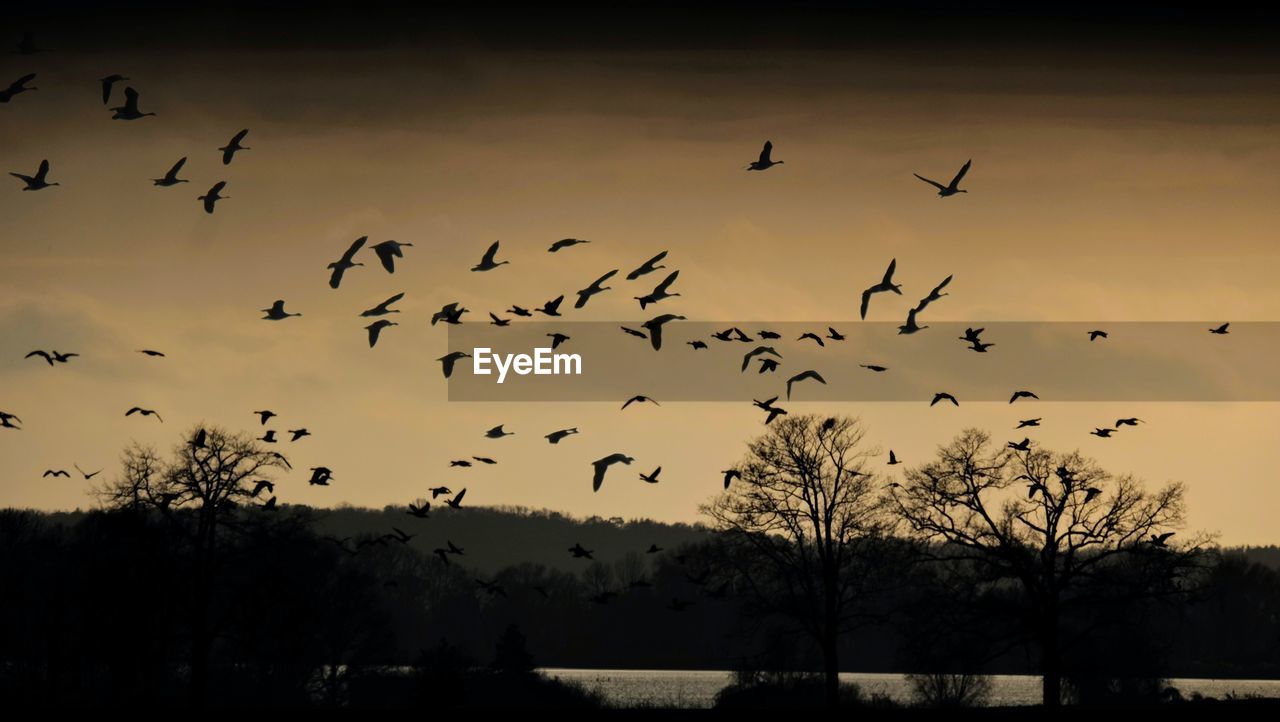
[444, 322, 1273, 402]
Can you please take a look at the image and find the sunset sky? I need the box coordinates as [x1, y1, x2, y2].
[3, 4, 1280, 543]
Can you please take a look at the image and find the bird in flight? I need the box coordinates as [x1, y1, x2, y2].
[431, 302, 468, 325]
[1016, 418, 1042, 429]
[759, 358, 779, 373]
[110, 87, 155, 120]
[43, 469, 71, 478]
[688, 340, 708, 350]
[622, 395, 659, 410]
[74, 464, 102, 480]
[860, 364, 888, 373]
[639, 467, 662, 483]
[930, 392, 959, 407]
[484, 424, 514, 439]
[371, 240, 413, 273]
[537, 296, 565, 317]
[746, 140, 783, 171]
[507, 305, 532, 317]
[361, 292, 405, 317]
[25, 350, 78, 365]
[548, 238, 590, 253]
[1088, 329, 1108, 342]
[575, 269, 618, 308]
[99, 74, 128, 104]
[641, 314, 685, 351]
[11, 159, 59, 190]
[327, 236, 366, 289]
[1091, 428, 1116, 438]
[437, 351, 471, 379]
[198, 181, 227, 213]
[860, 258, 902, 319]
[620, 326, 647, 340]
[364, 320, 396, 347]
[1007, 438, 1032, 452]
[261, 299, 301, 320]
[785, 370, 827, 400]
[826, 327, 846, 342]
[308, 467, 333, 486]
[547, 332, 570, 349]
[152, 157, 189, 187]
[627, 251, 668, 280]
[407, 501, 430, 519]
[489, 313, 510, 327]
[471, 240, 508, 272]
[250, 480, 275, 497]
[592, 454, 635, 491]
[569, 543, 595, 559]
[753, 396, 787, 425]
[125, 406, 163, 422]
[219, 129, 250, 165]
[260, 430, 277, 444]
[0, 73, 37, 103]
[0, 411, 21, 430]
[798, 332, 825, 347]
[887, 450, 901, 465]
[546, 428, 579, 444]
[1149, 532, 1175, 547]
[445, 489, 467, 509]
[914, 159, 971, 197]
[1209, 323, 1230, 335]
[1115, 418, 1143, 427]
[254, 410, 276, 425]
[1009, 390, 1039, 404]
[722, 469, 742, 488]
[636, 271, 680, 309]
[741, 346, 781, 372]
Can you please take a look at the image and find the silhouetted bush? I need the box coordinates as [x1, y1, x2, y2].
[906, 672, 993, 708]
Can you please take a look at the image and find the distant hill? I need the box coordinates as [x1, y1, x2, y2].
[1235, 545, 1280, 571]
[313, 504, 711, 574]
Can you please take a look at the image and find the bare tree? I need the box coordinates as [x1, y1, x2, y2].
[701, 415, 897, 708]
[96, 426, 289, 706]
[891, 429, 1208, 707]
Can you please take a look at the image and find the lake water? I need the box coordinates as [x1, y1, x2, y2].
[539, 668, 1280, 708]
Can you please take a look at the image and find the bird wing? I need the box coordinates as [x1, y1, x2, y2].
[882, 258, 897, 285]
[481, 240, 500, 265]
[758, 141, 773, 164]
[341, 236, 367, 264]
[949, 159, 972, 188]
[167, 156, 187, 179]
[100, 77, 112, 104]
[653, 270, 678, 294]
[25, 350, 53, 364]
[367, 324, 381, 347]
[380, 292, 405, 310]
[123, 86, 140, 111]
[328, 265, 345, 289]
[37, 159, 50, 179]
[231, 128, 249, 145]
[592, 461, 608, 492]
[913, 173, 946, 191]
[649, 323, 663, 351]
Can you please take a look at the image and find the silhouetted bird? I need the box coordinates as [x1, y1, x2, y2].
[251, 480, 275, 497]
[308, 467, 333, 485]
[43, 469, 70, 478]
[25, 350, 77, 365]
[1209, 323, 1230, 335]
[259, 430, 277, 443]
[860, 258, 902, 319]
[641, 313, 685, 350]
[1083, 487, 1102, 502]
[548, 238, 589, 252]
[431, 302, 468, 325]
[385, 527, 415, 544]
[74, 464, 101, 479]
[546, 428, 579, 444]
[1008, 438, 1032, 452]
[472, 457, 496, 467]
[261, 299, 300, 320]
[0, 411, 21, 430]
[621, 326, 647, 340]
[569, 543, 594, 559]
[99, 74, 127, 104]
[547, 332, 569, 349]
[371, 240, 413, 273]
[1088, 330, 1108, 341]
[887, 450, 901, 465]
[1149, 532, 1175, 547]
[646, 544, 663, 554]
[537, 296, 564, 316]
[1017, 418, 1042, 428]
[1091, 428, 1116, 438]
[365, 319, 396, 347]
[471, 240, 508, 271]
[636, 271, 680, 309]
[1115, 418, 1143, 427]
[485, 424, 514, 439]
[361, 292, 405, 317]
[11, 159, 58, 190]
[627, 250, 668, 280]
[437, 351, 471, 378]
[914, 159, 971, 197]
[753, 396, 787, 424]
[785, 369, 826, 400]
[449, 460, 472, 468]
[255, 410, 276, 425]
[931, 392, 959, 407]
[288, 428, 310, 441]
[489, 313, 510, 326]
[219, 129, 250, 165]
[198, 181, 227, 213]
[430, 487, 452, 498]
[639, 467, 661, 483]
[591, 453, 634, 492]
[827, 327, 846, 341]
[445, 489, 467, 508]
[0, 74, 37, 103]
[898, 307, 926, 335]
[722, 469, 742, 488]
[759, 358, 779, 373]
[746, 140, 783, 171]
[575, 269, 618, 308]
[860, 364, 888, 372]
[125, 406, 163, 422]
[1010, 390, 1039, 404]
[798, 332, 825, 346]
[688, 340, 708, 350]
[960, 327, 985, 344]
[508, 305, 532, 317]
[152, 157, 188, 186]
[269, 451, 292, 469]
[327, 236, 366, 289]
[110, 87, 155, 120]
[622, 395, 659, 410]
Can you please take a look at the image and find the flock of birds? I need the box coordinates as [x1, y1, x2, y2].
[2, 34, 1237, 602]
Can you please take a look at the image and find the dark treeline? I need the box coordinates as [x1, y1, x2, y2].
[2, 503, 1279, 708]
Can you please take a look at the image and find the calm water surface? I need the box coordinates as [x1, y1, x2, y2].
[539, 668, 1280, 709]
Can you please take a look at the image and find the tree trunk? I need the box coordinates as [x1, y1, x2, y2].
[822, 572, 841, 708]
[1040, 599, 1061, 707]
